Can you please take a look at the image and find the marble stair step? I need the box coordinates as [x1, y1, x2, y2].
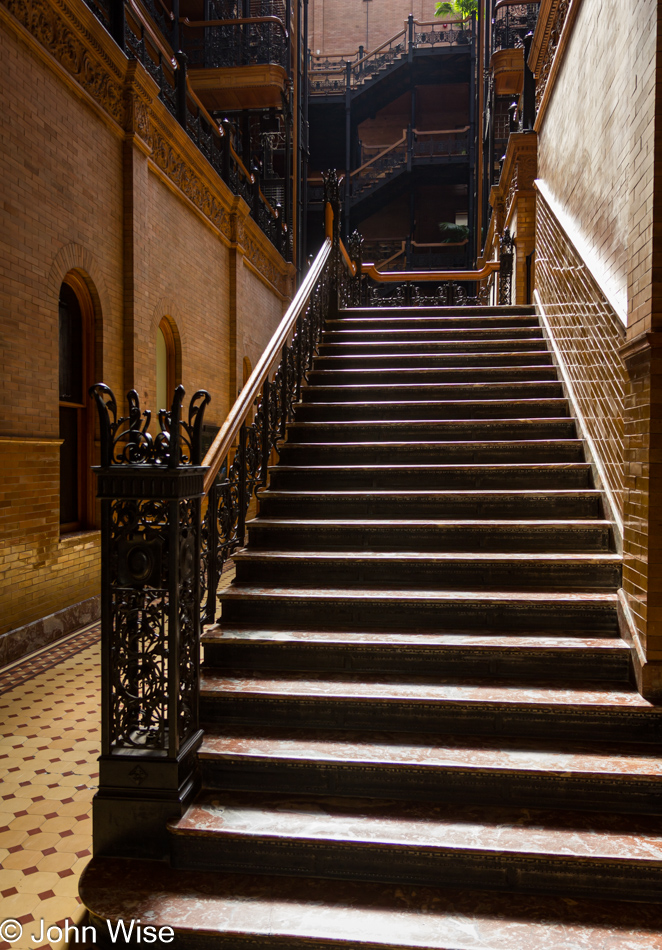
[79, 857, 662, 950]
[232, 550, 621, 591]
[220, 585, 618, 636]
[311, 351, 554, 369]
[169, 791, 662, 901]
[307, 365, 561, 385]
[246, 518, 612, 552]
[301, 381, 565, 402]
[202, 628, 630, 682]
[334, 304, 537, 325]
[295, 398, 570, 421]
[286, 419, 577, 443]
[199, 664, 661, 742]
[257, 488, 602, 519]
[278, 438, 586, 464]
[317, 338, 548, 355]
[321, 326, 544, 342]
[198, 725, 662, 813]
[267, 462, 594, 491]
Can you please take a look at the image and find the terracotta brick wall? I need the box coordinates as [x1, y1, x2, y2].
[536, 0, 656, 328]
[0, 0, 292, 649]
[535, 192, 627, 520]
[309, 0, 440, 57]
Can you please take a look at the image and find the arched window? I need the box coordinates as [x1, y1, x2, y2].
[58, 276, 94, 532]
[156, 318, 177, 412]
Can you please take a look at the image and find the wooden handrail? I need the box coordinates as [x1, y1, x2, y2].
[351, 132, 407, 178]
[361, 261, 500, 282]
[353, 28, 406, 69]
[126, 0, 177, 66]
[180, 15, 287, 35]
[413, 125, 470, 136]
[493, 0, 535, 12]
[202, 239, 332, 492]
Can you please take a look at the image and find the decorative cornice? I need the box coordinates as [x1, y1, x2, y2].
[619, 332, 662, 371]
[490, 131, 537, 228]
[2, 0, 127, 125]
[2, 0, 293, 292]
[531, 0, 583, 131]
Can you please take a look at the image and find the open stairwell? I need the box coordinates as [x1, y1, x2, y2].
[81, 304, 662, 948]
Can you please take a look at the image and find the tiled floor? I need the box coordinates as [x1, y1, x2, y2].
[0, 565, 236, 950]
[0, 624, 101, 950]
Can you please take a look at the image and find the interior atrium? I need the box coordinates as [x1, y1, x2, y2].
[2, 0, 662, 947]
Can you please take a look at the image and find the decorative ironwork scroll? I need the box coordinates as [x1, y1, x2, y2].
[201, 246, 338, 624]
[90, 384, 210, 858]
[499, 228, 514, 306]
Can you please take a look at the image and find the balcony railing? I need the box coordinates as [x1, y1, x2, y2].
[81, 0, 289, 255]
[179, 12, 288, 70]
[350, 126, 470, 199]
[309, 14, 474, 96]
[492, 1, 539, 54]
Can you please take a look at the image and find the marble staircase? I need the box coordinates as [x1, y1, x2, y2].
[81, 305, 662, 948]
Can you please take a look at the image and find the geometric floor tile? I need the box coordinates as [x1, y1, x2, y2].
[0, 624, 100, 950]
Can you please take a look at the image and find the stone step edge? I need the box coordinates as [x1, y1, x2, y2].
[80, 857, 662, 950]
[201, 628, 627, 649]
[169, 791, 662, 866]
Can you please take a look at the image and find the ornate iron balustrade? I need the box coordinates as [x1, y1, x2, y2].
[350, 126, 470, 202]
[413, 127, 469, 159]
[492, 1, 539, 53]
[80, 0, 288, 256]
[89, 172, 358, 857]
[308, 14, 475, 96]
[202, 170, 358, 623]
[181, 15, 288, 69]
[413, 17, 473, 49]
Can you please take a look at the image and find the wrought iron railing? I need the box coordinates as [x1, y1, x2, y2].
[89, 171, 517, 856]
[180, 13, 288, 70]
[88, 169, 358, 857]
[308, 14, 474, 96]
[81, 0, 288, 255]
[492, 1, 539, 54]
[350, 126, 470, 200]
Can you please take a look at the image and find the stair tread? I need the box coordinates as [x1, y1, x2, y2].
[235, 551, 620, 563]
[198, 725, 662, 778]
[203, 628, 627, 649]
[249, 518, 610, 527]
[259, 488, 600, 498]
[288, 418, 574, 427]
[200, 670, 649, 708]
[80, 857, 662, 950]
[270, 463, 592, 472]
[299, 398, 567, 408]
[223, 585, 617, 600]
[172, 791, 662, 862]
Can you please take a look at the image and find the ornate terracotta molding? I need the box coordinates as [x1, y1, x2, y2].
[530, 0, 583, 130]
[490, 131, 537, 231]
[2, 0, 128, 125]
[1, 0, 293, 294]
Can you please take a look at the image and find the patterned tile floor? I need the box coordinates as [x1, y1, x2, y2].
[0, 624, 101, 950]
[0, 565, 236, 950]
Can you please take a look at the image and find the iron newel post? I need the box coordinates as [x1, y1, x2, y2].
[89, 382, 211, 859]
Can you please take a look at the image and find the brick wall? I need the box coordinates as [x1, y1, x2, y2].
[0, 0, 292, 650]
[309, 0, 440, 57]
[535, 191, 627, 520]
[533, 0, 662, 695]
[536, 0, 656, 329]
